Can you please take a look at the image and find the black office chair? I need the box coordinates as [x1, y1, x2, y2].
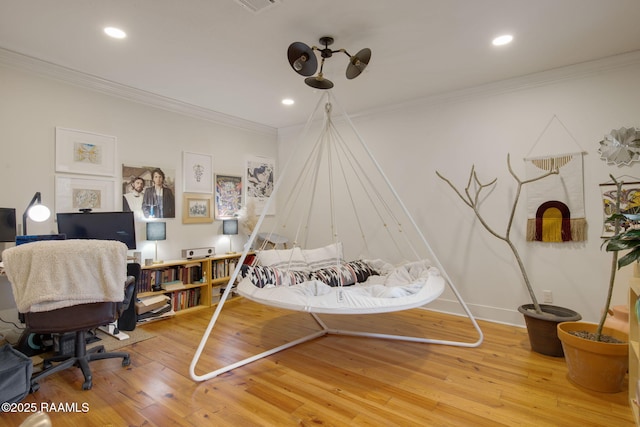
[25, 277, 135, 391]
[3, 240, 135, 391]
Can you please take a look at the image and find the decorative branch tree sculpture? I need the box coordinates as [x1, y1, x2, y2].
[436, 154, 558, 315]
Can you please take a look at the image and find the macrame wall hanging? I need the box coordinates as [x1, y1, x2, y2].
[524, 115, 587, 242]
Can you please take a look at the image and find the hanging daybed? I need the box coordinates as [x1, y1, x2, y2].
[190, 92, 483, 382]
[237, 252, 445, 314]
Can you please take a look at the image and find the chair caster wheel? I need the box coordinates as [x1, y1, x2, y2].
[122, 356, 131, 367]
[30, 382, 40, 393]
[82, 380, 92, 390]
[43, 361, 52, 369]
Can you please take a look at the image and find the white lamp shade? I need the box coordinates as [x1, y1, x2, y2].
[28, 204, 51, 222]
[146, 221, 166, 241]
[223, 219, 238, 235]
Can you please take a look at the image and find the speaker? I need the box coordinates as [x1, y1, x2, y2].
[181, 247, 215, 259]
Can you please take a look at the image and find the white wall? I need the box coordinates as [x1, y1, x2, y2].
[0, 63, 277, 337]
[278, 51, 640, 326]
[2, 50, 639, 338]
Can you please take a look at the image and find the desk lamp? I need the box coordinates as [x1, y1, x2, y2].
[146, 221, 166, 264]
[223, 219, 238, 254]
[22, 192, 51, 235]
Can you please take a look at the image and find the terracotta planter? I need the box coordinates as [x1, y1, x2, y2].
[518, 304, 581, 357]
[557, 321, 629, 393]
[604, 304, 629, 335]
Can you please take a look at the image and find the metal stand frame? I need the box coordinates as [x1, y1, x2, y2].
[189, 92, 483, 382]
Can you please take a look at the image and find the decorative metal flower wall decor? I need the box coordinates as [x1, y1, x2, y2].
[598, 127, 640, 166]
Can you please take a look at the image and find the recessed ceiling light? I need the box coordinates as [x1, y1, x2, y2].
[282, 98, 295, 106]
[104, 27, 127, 39]
[492, 34, 513, 46]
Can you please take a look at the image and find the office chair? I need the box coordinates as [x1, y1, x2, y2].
[3, 239, 135, 391]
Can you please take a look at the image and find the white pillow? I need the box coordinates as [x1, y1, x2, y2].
[302, 242, 344, 270]
[256, 247, 309, 272]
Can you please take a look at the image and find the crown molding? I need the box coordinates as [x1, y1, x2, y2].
[0, 47, 277, 136]
[351, 49, 640, 120]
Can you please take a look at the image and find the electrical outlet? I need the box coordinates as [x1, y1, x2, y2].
[542, 290, 553, 304]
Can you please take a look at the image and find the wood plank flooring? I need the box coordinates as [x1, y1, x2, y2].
[1, 297, 634, 426]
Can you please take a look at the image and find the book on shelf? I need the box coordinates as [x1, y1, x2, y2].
[135, 294, 171, 315]
[136, 301, 173, 323]
[161, 280, 185, 291]
[171, 287, 202, 312]
[137, 262, 204, 293]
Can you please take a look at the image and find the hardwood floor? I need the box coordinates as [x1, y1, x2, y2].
[1, 297, 634, 426]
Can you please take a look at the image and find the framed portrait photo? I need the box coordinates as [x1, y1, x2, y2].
[183, 151, 213, 193]
[183, 193, 214, 224]
[55, 176, 116, 214]
[55, 127, 117, 176]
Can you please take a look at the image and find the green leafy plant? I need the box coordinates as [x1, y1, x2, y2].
[599, 175, 640, 340]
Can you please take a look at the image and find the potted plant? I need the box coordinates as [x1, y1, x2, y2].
[557, 175, 639, 392]
[437, 154, 581, 357]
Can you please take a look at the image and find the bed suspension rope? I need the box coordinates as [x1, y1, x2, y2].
[190, 91, 483, 382]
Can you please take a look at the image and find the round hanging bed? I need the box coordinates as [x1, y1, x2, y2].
[189, 92, 483, 383]
[237, 257, 445, 315]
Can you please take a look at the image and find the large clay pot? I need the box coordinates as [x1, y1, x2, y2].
[604, 304, 629, 335]
[518, 304, 581, 357]
[557, 321, 629, 393]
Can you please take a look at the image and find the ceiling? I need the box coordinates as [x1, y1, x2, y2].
[1, 0, 640, 130]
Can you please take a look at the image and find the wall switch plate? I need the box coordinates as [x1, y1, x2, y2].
[543, 290, 553, 304]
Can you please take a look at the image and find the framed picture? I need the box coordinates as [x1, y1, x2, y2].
[183, 193, 214, 224]
[246, 156, 275, 216]
[600, 179, 640, 237]
[183, 151, 213, 193]
[215, 174, 242, 219]
[55, 176, 116, 214]
[55, 127, 117, 176]
[122, 164, 176, 219]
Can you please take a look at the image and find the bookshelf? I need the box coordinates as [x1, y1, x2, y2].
[210, 252, 255, 304]
[630, 263, 640, 425]
[136, 252, 254, 321]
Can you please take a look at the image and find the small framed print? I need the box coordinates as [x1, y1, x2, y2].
[215, 174, 242, 219]
[246, 156, 275, 216]
[55, 176, 116, 214]
[55, 127, 117, 176]
[600, 180, 640, 237]
[183, 193, 214, 224]
[183, 151, 213, 193]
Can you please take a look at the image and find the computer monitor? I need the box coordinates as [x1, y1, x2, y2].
[0, 208, 17, 242]
[56, 211, 137, 249]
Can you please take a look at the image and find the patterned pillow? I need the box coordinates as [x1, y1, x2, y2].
[309, 260, 378, 287]
[240, 264, 309, 288]
[256, 247, 309, 272]
[302, 242, 344, 270]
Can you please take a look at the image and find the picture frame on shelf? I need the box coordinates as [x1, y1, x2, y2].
[55, 175, 116, 213]
[215, 174, 242, 219]
[183, 151, 213, 193]
[55, 127, 117, 176]
[183, 193, 214, 224]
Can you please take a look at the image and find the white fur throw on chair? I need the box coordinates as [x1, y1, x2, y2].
[3, 239, 127, 313]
